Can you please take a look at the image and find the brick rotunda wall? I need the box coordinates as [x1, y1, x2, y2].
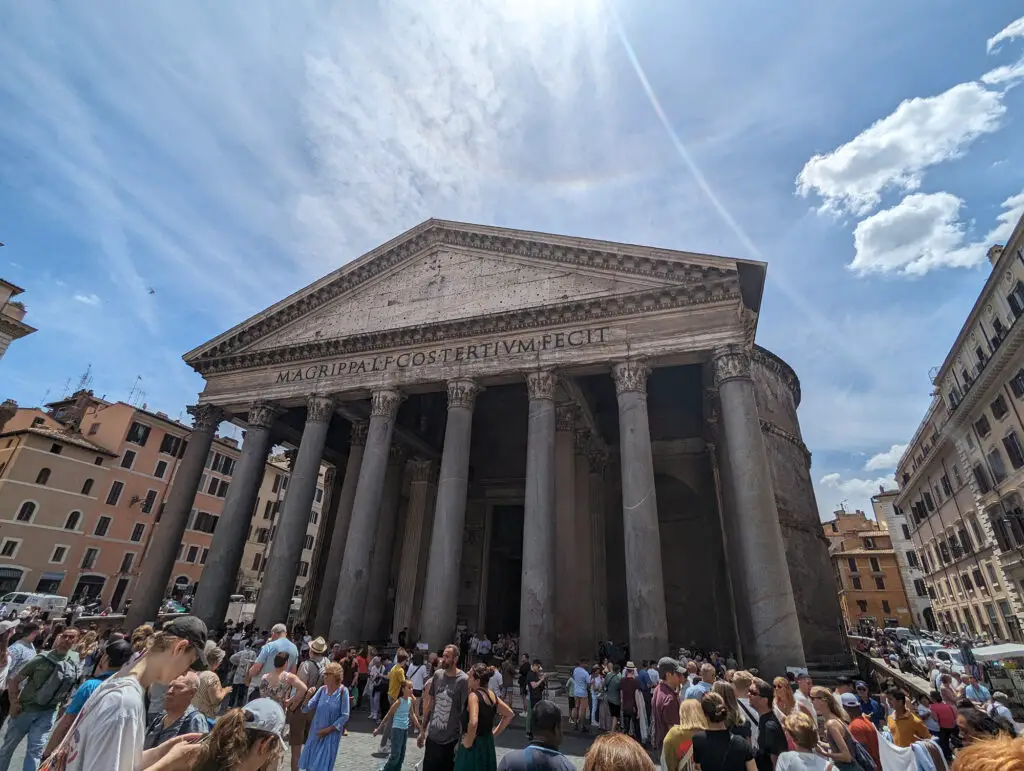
[751, 346, 848, 666]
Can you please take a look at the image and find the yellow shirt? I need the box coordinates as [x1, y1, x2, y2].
[388, 664, 406, 700]
[887, 711, 931, 747]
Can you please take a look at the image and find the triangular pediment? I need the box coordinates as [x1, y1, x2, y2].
[186, 219, 756, 372]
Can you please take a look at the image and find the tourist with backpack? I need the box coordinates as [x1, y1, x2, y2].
[0, 627, 80, 770]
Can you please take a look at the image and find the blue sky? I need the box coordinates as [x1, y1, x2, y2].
[2, 2, 1024, 519]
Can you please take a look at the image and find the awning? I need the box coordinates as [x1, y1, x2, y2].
[971, 643, 1024, 662]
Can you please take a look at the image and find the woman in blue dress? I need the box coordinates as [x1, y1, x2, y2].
[298, 662, 350, 771]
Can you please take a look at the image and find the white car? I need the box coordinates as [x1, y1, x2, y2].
[908, 640, 967, 676]
[0, 592, 68, 620]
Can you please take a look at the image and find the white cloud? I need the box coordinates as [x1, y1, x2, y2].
[796, 82, 1006, 216]
[864, 443, 908, 471]
[981, 58, 1024, 87]
[72, 293, 100, 306]
[849, 188, 1024, 276]
[819, 473, 895, 505]
[987, 16, 1024, 54]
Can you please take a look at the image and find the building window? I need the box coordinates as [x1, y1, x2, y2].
[869, 557, 881, 572]
[140, 489, 157, 514]
[298, 561, 309, 578]
[874, 577, 886, 590]
[192, 512, 219, 534]
[852, 576, 862, 590]
[963, 573, 974, 591]
[988, 448, 1008, 483]
[120, 553, 135, 573]
[200, 548, 209, 565]
[154, 460, 168, 479]
[864, 537, 876, 549]
[271, 474, 281, 494]
[976, 415, 992, 438]
[207, 477, 218, 495]
[88, 423, 100, 435]
[0, 539, 19, 558]
[159, 434, 182, 456]
[94, 457, 104, 466]
[857, 600, 868, 613]
[264, 501, 274, 520]
[256, 528, 269, 544]
[64, 511, 81, 530]
[907, 550, 919, 567]
[186, 546, 199, 563]
[914, 579, 927, 597]
[49, 443, 62, 455]
[35, 468, 51, 485]
[1004, 431, 1024, 470]
[50, 545, 67, 563]
[120, 450, 137, 470]
[973, 568, 987, 590]
[987, 563, 1001, 589]
[81, 479, 94, 496]
[94, 516, 111, 537]
[130, 523, 145, 542]
[923, 492, 935, 511]
[304, 535, 314, 550]
[953, 465, 963, 488]
[126, 422, 151, 446]
[1009, 281, 1024, 317]
[992, 395, 1009, 420]
[882, 600, 891, 614]
[309, 510, 318, 525]
[315, 488, 323, 503]
[216, 480, 229, 498]
[901, 524, 911, 539]
[106, 481, 124, 506]
[847, 557, 857, 573]
[81, 548, 99, 570]
[974, 464, 992, 494]
[252, 553, 262, 570]
[16, 501, 36, 522]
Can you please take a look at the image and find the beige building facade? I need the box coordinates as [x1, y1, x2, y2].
[871, 489, 933, 630]
[894, 213, 1024, 642]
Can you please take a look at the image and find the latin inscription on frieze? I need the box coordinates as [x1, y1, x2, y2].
[273, 325, 610, 384]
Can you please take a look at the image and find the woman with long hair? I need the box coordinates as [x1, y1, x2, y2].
[297, 662, 349, 771]
[809, 686, 856, 771]
[771, 677, 797, 723]
[712, 681, 751, 745]
[455, 663, 515, 771]
[583, 732, 655, 770]
[194, 644, 232, 724]
[661, 699, 708, 771]
[692, 692, 755, 771]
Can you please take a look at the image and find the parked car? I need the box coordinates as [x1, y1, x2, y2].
[0, 592, 68, 620]
[908, 639, 967, 675]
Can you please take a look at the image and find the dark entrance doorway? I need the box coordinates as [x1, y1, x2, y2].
[485, 505, 524, 636]
[111, 577, 131, 612]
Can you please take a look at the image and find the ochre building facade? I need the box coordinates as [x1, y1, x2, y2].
[127, 220, 845, 673]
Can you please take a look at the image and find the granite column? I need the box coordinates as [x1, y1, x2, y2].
[313, 421, 367, 634]
[574, 428, 595, 658]
[330, 388, 404, 643]
[302, 465, 342, 631]
[612, 360, 669, 662]
[420, 379, 480, 649]
[193, 400, 279, 628]
[126, 403, 223, 628]
[713, 345, 805, 673]
[362, 445, 406, 641]
[589, 449, 609, 641]
[254, 394, 334, 629]
[392, 459, 437, 641]
[520, 371, 557, 665]
[553, 404, 577, 661]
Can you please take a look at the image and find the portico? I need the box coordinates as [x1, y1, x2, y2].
[132, 220, 844, 673]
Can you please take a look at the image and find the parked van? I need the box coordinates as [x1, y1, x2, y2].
[0, 592, 68, 619]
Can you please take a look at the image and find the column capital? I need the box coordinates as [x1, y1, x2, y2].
[349, 420, 369, 447]
[370, 388, 404, 418]
[525, 370, 558, 402]
[187, 403, 226, 433]
[612, 359, 650, 396]
[247, 400, 281, 430]
[555, 403, 576, 432]
[711, 344, 752, 386]
[447, 379, 481, 410]
[408, 457, 437, 483]
[306, 394, 336, 423]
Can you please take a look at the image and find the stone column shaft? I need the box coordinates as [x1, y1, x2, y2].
[589, 451, 609, 641]
[520, 371, 557, 665]
[126, 404, 223, 628]
[193, 401, 278, 628]
[362, 448, 406, 640]
[313, 422, 366, 634]
[254, 394, 334, 629]
[574, 431, 595, 657]
[303, 465, 342, 631]
[420, 379, 480, 649]
[393, 459, 437, 640]
[613, 360, 669, 662]
[553, 404, 577, 661]
[330, 388, 403, 643]
[713, 345, 805, 674]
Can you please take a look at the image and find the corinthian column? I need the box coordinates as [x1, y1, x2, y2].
[193, 400, 279, 628]
[713, 344, 805, 673]
[254, 394, 335, 628]
[574, 428, 595, 657]
[520, 371, 557, 666]
[313, 421, 367, 633]
[126, 403, 224, 628]
[612, 359, 669, 662]
[420, 379, 480, 649]
[362, 444, 407, 641]
[553, 404, 577, 661]
[393, 459, 437, 641]
[330, 388, 404, 643]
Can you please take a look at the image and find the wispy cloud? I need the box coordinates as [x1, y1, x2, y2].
[864, 444, 908, 471]
[987, 16, 1024, 54]
[72, 293, 100, 306]
[818, 473, 894, 509]
[982, 58, 1024, 87]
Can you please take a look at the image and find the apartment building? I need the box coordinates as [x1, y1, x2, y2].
[871, 488, 933, 629]
[894, 214, 1024, 642]
[823, 508, 914, 629]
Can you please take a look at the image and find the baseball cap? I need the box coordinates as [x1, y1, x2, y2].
[657, 656, 686, 677]
[855, 681, 869, 690]
[839, 692, 860, 709]
[0, 620, 18, 636]
[243, 698, 286, 739]
[162, 615, 209, 671]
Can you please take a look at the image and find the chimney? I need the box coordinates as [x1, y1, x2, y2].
[0, 399, 17, 433]
[988, 245, 1005, 267]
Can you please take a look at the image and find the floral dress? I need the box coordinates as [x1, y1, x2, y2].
[260, 672, 294, 738]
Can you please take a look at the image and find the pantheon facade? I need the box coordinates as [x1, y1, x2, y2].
[126, 220, 844, 674]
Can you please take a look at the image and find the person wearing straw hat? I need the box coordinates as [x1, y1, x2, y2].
[285, 637, 328, 771]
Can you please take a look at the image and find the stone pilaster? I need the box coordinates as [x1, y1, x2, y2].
[554, 402, 577, 661]
[393, 459, 438, 641]
[612, 359, 669, 662]
[420, 379, 480, 649]
[193, 400, 279, 628]
[521, 371, 558, 665]
[126, 403, 224, 629]
[254, 394, 335, 629]
[362, 443, 407, 641]
[712, 344, 805, 673]
[330, 388, 404, 642]
[314, 421, 367, 634]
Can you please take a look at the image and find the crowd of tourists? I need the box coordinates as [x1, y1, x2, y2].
[0, 609, 1018, 771]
